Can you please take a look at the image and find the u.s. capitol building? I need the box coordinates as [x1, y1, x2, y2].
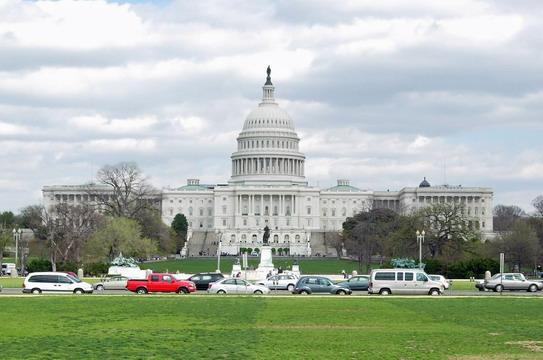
[43, 68, 493, 256]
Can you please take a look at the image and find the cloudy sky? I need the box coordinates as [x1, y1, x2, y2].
[1, 0, 542, 214]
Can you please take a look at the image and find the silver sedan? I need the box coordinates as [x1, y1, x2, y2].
[93, 276, 129, 290]
[484, 273, 542, 292]
[255, 274, 298, 291]
[207, 278, 270, 294]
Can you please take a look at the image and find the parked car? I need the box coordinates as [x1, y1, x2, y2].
[255, 274, 298, 291]
[126, 273, 196, 294]
[368, 268, 443, 295]
[428, 275, 451, 290]
[341, 275, 370, 291]
[483, 273, 543, 292]
[93, 276, 130, 290]
[475, 280, 487, 291]
[22, 272, 93, 294]
[207, 278, 270, 294]
[185, 273, 225, 290]
[2, 263, 16, 275]
[292, 275, 352, 295]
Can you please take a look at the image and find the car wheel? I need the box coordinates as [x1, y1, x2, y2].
[136, 287, 148, 294]
[379, 289, 391, 295]
[177, 288, 189, 294]
[96, 285, 104, 291]
[429, 289, 440, 296]
[495, 284, 504, 292]
[528, 284, 538, 292]
[31, 288, 42, 295]
[287, 284, 295, 292]
[254, 290, 263, 294]
[74, 288, 84, 295]
[337, 289, 347, 295]
[300, 290, 310, 295]
[217, 290, 226, 294]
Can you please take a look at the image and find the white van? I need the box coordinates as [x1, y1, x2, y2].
[22, 272, 93, 294]
[368, 268, 443, 295]
[2, 263, 16, 275]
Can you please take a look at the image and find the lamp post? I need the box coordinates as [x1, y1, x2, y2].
[416, 230, 425, 268]
[215, 229, 222, 272]
[12, 228, 21, 269]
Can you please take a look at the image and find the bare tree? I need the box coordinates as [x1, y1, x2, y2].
[343, 208, 400, 273]
[19, 204, 103, 270]
[325, 232, 344, 259]
[493, 204, 526, 232]
[88, 161, 160, 219]
[418, 202, 479, 259]
[532, 195, 543, 217]
[488, 219, 538, 272]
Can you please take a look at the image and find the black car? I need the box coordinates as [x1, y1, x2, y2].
[186, 273, 225, 290]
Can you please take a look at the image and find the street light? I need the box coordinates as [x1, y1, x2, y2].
[12, 228, 21, 269]
[416, 230, 425, 268]
[215, 229, 222, 273]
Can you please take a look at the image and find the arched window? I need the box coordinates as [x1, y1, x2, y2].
[273, 234, 279, 243]
[189, 207, 193, 216]
[230, 234, 236, 242]
[284, 235, 290, 242]
[341, 208, 346, 217]
[252, 234, 258, 242]
[295, 235, 301, 243]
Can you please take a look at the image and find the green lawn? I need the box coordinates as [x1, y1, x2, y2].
[141, 257, 366, 275]
[0, 296, 542, 359]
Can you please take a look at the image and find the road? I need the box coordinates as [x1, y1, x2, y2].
[2, 288, 543, 296]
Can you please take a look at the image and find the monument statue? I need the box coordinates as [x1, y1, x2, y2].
[111, 253, 138, 268]
[263, 225, 270, 244]
[391, 258, 425, 269]
[265, 66, 273, 85]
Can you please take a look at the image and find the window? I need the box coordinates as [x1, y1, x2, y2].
[405, 273, 414, 281]
[222, 219, 226, 226]
[396, 272, 404, 281]
[375, 272, 395, 280]
[416, 273, 427, 281]
[307, 207, 311, 215]
[151, 275, 159, 282]
[163, 275, 172, 282]
[199, 209, 204, 216]
[189, 207, 193, 216]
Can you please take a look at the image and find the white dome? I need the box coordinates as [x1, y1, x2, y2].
[242, 104, 295, 131]
[229, 67, 306, 186]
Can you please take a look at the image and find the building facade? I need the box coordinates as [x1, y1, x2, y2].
[43, 69, 493, 255]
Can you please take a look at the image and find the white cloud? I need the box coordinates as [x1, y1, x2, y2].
[0, 0, 542, 214]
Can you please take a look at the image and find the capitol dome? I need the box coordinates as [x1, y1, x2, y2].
[229, 67, 307, 186]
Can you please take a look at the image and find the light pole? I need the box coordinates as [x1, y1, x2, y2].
[416, 230, 425, 268]
[12, 228, 21, 269]
[215, 229, 222, 272]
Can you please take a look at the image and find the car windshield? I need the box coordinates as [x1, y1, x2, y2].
[66, 274, 82, 283]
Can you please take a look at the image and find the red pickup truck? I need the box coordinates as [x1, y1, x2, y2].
[126, 273, 196, 294]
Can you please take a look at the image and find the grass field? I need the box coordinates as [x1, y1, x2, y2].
[140, 257, 366, 275]
[0, 296, 542, 359]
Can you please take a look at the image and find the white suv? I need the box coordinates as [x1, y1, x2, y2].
[23, 272, 93, 294]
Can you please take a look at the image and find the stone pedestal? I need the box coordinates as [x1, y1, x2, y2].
[231, 263, 242, 277]
[256, 246, 275, 279]
[291, 264, 300, 277]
